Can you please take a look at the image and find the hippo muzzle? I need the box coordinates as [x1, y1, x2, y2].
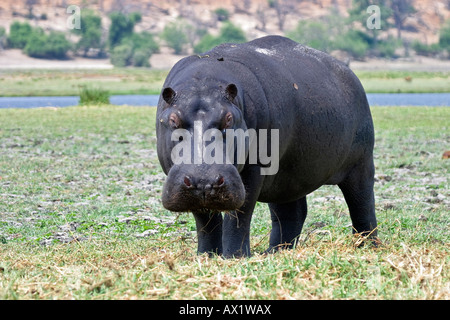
[161, 163, 246, 212]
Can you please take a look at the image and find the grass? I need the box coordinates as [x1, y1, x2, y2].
[78, 86, 110, 106]
[354, 70, 450, 93]
[0, 105, 448, 299]
[0, 69, 449, 97]
[0, 68, 168, 97]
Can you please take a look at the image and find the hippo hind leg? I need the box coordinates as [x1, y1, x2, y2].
[267, 196, 308, 252]
[338, 157, 378, 245]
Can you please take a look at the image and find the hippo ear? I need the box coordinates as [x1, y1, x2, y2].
[162, 87, 176, 105]
[225, 84, 238, 102]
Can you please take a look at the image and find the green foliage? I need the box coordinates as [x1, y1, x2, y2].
[194, 34, 223, 54]
[132, 49, 150, 67]
[110, 32, 159, 67]
[439, 20, 450, 51]
[73, 9, 104, 56]
[286, 20, 332, 52]
[219, 22, 247, 43]
[108, 11, 142, 48]
[333, 30, 370, 59]
[108, 11, 157, 67]
[161, 20, 189, 55]
[7, 21, 32, 49]
[24, 29, 71, 59]
[110, 44, 133, 67]
[78, 86, 110, 105]
[194, 22, 247, 54]
[411, 40, 441, 57]
[214, 8, 230, 21]
[375, 37, 400, 58]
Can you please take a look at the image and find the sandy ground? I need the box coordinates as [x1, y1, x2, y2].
[1, 48, 450, 71]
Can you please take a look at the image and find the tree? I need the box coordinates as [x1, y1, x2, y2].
[73, 9, 104, 57]
[348, 0, 392, 44]
[389, 0, 416, 40]
[24, 29, 71, 59]
[161, 20, 189, 55]
[108, 11, 141, 48]
[194, 22, 247, 54]
[7, 21, 32, 49]
[271, 0, 295, 31]
[439, 20, 450, 52]
[286, 20, 332, 52]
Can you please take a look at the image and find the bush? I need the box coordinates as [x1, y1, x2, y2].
[219, 22, 247, 43]
[332, 30, 369, 59]
[73, 9, 104, 56]
[286, 20, 332, 52]
[79, 86, 110, 106]
[439, 20, 450, 51]
[108, 11, 141, 48]
[214, 8, 230, 21]
[24, 29, 71, 59]
[194, 22, 246, 54]
[110, 32, 158, 67]
[8, 21, 32, 49]
[132, 49, 150, 67]
[161, 21, 189, 54]
[411, 40, 441, 57]
[194, 34, 223, 54]
[375, 37, 400, 58]
[110, 44, 133, 67]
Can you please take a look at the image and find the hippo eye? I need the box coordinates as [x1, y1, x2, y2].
[169, 113, 180, 129]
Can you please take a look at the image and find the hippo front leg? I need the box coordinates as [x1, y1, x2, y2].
[222, 166, 264, 258]
[192, 211, 223, 256]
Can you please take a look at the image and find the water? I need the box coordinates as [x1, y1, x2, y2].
[0, 93, 449, 108]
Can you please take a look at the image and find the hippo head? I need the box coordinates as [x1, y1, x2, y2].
[156, 83, 247, 212]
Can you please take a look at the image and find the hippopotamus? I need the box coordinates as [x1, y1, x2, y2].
[156, 35, 377, 257]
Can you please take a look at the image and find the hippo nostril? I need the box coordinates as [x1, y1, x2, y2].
[184, 176, 192, 187]
[215, 175, 225, 187]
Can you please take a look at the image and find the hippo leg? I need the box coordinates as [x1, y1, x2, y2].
[222, 166, 263, 258]
[267, 197, 308, 252]
[193, 211, 223, 255]
[338, 158, 378, 242]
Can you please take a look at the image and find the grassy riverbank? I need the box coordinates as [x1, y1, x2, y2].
[0, 106, 448, 299]
[0, 69, 449, 97]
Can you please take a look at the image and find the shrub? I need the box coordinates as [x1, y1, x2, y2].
[439, 20, 450, 51]
[110, 44, 133, 67]
[24, 30, 71, 59]
[7, 21, 32, 49]
[108, 11, 141, 48]
[214, 8, 230, 21]
[194, 22, 246, 54]
[411, 40, 441, 56]
[132, 49, 150, 67]
[219, 22, 247, 43]
[73, 9, 104, 56]
[79, 86, 110, 105]
[110, 32, 158, 67]
[161, 21, 189, 54]
[375, 37, 400, 58]
[332, 30, 370, 59]
[287, 20, 332, 52]
[194, 34, 224, 54]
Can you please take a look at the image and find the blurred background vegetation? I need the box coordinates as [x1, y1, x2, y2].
[0, 0, 449, 67]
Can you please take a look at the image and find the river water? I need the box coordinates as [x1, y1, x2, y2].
[0, 93, 449, 108]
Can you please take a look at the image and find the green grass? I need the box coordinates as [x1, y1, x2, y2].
[0, 69, 449, 97]
[0, 68, 168, 97]
[355, 70, 450, 93]
[0, 106, 448, 299]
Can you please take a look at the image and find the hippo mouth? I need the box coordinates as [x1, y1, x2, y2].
[161, 164, 246, 212]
